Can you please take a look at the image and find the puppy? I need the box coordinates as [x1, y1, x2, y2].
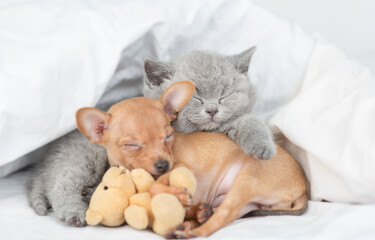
[76, 80, 308, 238]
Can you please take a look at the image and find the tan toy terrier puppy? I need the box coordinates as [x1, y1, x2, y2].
[76, 81, 308, 238]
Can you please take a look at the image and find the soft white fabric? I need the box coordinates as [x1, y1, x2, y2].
[1, 170, 375, 239]
[270, 39, 375, 203]
[0, 0, 315, 176]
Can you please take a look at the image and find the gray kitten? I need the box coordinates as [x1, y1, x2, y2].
[27, 130, 108, 226]
[143, 47, 276, 159]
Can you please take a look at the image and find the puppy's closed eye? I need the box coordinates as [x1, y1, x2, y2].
[122, 143, 142, 150]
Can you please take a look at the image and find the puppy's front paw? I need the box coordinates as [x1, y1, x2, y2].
[55, 207, 87, 227]
[174, 187, 193, 207]
[243, 138, 276, 160]
[166, 229, 197, 239]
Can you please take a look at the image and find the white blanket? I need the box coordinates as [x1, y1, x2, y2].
[270, 39, 375, 203]
[1, 170, 374, 239]
[0, 0, 314, 176]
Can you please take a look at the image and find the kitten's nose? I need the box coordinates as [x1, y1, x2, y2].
[154, 160, 169, 174]
[206, 109, 218, 117]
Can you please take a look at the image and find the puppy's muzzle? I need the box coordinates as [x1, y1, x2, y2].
[154, 160, 169, 174]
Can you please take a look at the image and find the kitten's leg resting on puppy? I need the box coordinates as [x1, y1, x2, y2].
[225, 113, 276, 160]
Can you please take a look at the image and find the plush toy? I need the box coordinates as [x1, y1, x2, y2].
[85, 166, 152, 227]
[85, 165, 197, 236]
[148, 167, 197, 235]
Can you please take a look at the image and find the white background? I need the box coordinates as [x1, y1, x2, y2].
[253, 0, 375, 70]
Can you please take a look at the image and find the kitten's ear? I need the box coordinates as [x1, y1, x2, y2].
[160, 80, 196, 121]
[233, 46, 256, 74]
[76, 107, 111, 143]
[144, 57, 174, 87]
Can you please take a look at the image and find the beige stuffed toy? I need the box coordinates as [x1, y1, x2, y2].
[85, 166, 196, 236]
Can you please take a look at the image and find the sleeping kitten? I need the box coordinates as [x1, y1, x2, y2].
[143, 47, 276, 159]
[27, 130, 108, 226]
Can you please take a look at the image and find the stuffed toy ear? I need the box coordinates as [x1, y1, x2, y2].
[159, 80, 195, 121]
[76, 107, 111, 143]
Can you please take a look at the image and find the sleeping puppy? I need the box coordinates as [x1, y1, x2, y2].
[76, 81, 308, 238]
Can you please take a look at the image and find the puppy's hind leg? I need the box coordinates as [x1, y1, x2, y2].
[185, 203, 213, 224]
[243, 193, 308, 217]
[173, 164, 259, 238]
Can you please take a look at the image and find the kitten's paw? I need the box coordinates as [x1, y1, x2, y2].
[81, 186, 96, 203]
[33, 205, 48, 216]
[55, 207, 87, 227]
[67, 216, 87, 227]
[244, 139, 276, 160]
[30, 199, 50, 216]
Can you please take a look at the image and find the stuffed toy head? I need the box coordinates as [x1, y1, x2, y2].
[85, 166, 136, 227]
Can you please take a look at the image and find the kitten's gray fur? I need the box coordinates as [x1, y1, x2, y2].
[27, 47, 275, 227]
[27, 130, 108, 226]
[143, 47, 276, 159]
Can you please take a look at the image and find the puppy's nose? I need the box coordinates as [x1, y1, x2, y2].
[154, 160, 169, 174]
[206, 109, 218, 117]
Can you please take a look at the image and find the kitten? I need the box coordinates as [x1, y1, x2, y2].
[27, 130, 108, 226]
[143, 47, 276, 159]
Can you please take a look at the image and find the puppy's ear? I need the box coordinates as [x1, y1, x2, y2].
[76, 107, 111, 143]
[144, 57, 174, 87]
[232, 46, 256, 74]
[160, 80, 195, 121]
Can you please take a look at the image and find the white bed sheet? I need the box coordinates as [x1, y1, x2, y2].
[1, 169, 374, 240]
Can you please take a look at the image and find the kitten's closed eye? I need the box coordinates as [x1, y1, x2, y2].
[219, 94, 231, 104]
[193, 96, 204, 104]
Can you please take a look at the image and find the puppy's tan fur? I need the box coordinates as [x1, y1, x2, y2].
[77, 81, 308, 238]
